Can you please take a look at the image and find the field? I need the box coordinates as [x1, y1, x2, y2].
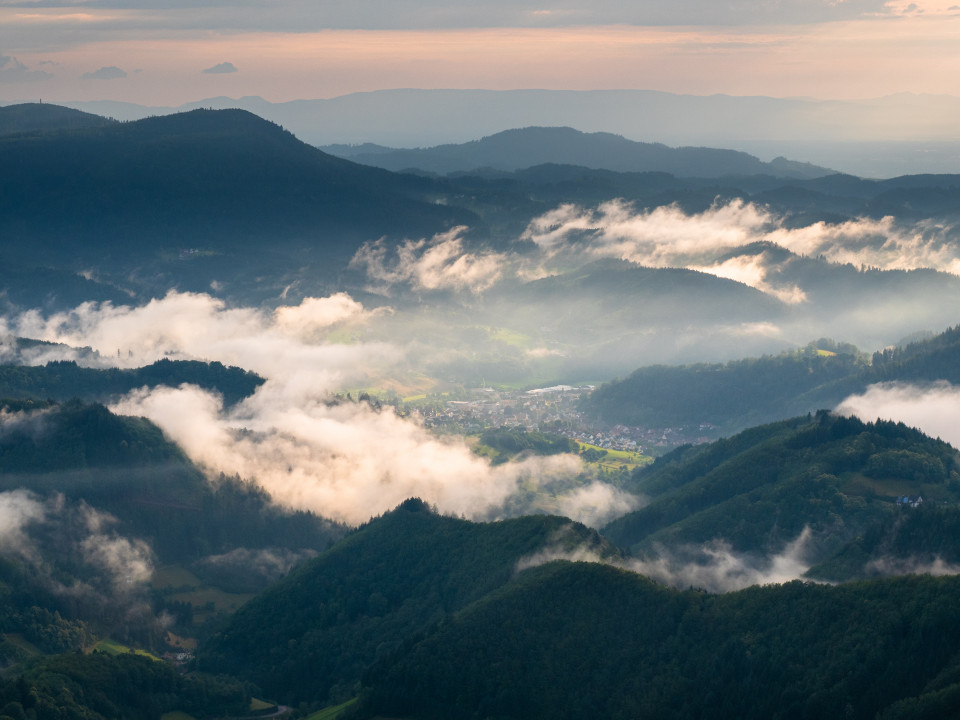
[575, 441, 653, 471]
[305, 699, 357, 720]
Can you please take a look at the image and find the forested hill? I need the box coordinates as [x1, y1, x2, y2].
[322, 126, 833, 178]
[0, 106, 474, 269]
[0, 102, 115, 136]
[582, 326, 960, 434]
[602, 411, 960, 568]
[357, 561, 960, 720]
[0, 357, 264, 406]
[197, 499, 618, 705]
[0, 398, 343, 564]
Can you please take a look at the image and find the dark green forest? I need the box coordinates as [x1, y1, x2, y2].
[602, 411, 960, 563]
[356, 562, 960, 720]
[582, 325, 960, 434]
[0, 357, 263, 406]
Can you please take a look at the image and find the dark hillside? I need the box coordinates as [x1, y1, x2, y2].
[0, 102, 115, 136]
[0, 399, 342, 563]
[583, 323, 960, 436]
[198, 500, 615, 705]
[0, 107, 475, 271]
[602, 412, 960, 563]
[358, 562, 960, 720]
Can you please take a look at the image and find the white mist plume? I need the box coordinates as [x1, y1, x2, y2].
[865, 556, 960, 577]
[517, 527, 815, 594]
[351, 227, 506, 294]
[80, 534, 154, 592]
[4, 290, 602, 526]
[3, 290, 387, 374]
[111, 383, 584, 525]
[835, 381, 960, 447]
[521, 199, 960, 300]
[553, 482, 644, 528]
[0, 406, 55, 441]
[0, 490, 46, 558]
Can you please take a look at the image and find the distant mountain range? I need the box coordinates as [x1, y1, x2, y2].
[41, 89, 960, 176]
[320, 126, 834, 179]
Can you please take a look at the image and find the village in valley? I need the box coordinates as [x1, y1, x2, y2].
[394, 384, 716, 456]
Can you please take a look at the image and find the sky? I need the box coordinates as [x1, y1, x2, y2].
[1, 0, 960, 106]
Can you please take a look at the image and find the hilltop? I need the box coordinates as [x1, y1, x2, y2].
[322, 126, 834, 178]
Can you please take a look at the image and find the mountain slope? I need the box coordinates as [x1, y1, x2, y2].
[323, 126, 834, 178]
[582, 323, 960, 435]
[197, 500, 615, 705]
[0, 106, 475, 273]
[0, 102, 115, 136]
[358, 561, 960, 720]
[601, 412, 960, 566]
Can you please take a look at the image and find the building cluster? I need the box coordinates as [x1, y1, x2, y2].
[412, 385, 714, 453]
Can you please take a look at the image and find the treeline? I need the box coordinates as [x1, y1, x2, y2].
[0, 653, 247, 720]
[0, 358, 264, 406]
[602, 411, 960, 562]
[356, 562, 960, 720]
[479, 428, 577, 460]
[581, 326, 960, 433]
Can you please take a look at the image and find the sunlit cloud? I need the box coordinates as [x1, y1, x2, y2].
[835, 380, 960, 447]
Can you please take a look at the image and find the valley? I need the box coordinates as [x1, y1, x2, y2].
[3, 100, 960, 719]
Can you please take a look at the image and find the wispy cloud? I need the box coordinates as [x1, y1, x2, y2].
[518, 527, 817, 593]
[4, 291, 624, 526]
[81, 65, 126, 79]
[351, 227, 507, 294]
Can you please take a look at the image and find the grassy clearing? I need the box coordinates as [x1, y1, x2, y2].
[249, 698, 275, 712]
[92, 639, 161, 661]
[575, 441, 652, 471]
[305, 699, 357, 720]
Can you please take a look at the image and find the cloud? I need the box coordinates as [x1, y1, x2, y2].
[351, 227, 507, 294]
[0, 405, 55, 442]
[518, 527, 816, 593]
[834, 381, 960, 447]
[110, 382, 585, 525]
[0, 490, 47, 559]
[865, 555, 960, 576]
[520, 199, 960, 303]
[80, 533, 153, 591]
[202, 61, 237, 74]
[1, 290, 599, 526]
[0, 54, 53, 83]
[81, 65, 127, 80]
[0, 0, 891, 29]
[553, 482, 644, 528]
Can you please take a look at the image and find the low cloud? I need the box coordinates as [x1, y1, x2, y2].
[202, 61, 238, 74]
[553, 482, 644, 528]
[518, 527, 815, 593]
[520, 199, 960, 302]
[351, 227, 507, 294]
[0, 490, 47, 559]
[110, 383, 584, 525]
[0, 55, 53, 83]
[865, 555, 960, 576]
[82, 66, 127, 80]
[834, 381, 960, 447]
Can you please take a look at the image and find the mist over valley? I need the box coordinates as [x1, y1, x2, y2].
[5, 99, 960, 718]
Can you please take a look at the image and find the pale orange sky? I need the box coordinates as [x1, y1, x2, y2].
[1, 1, 959, 105]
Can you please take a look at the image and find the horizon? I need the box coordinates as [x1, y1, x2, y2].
[2, 1, 960, 111]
